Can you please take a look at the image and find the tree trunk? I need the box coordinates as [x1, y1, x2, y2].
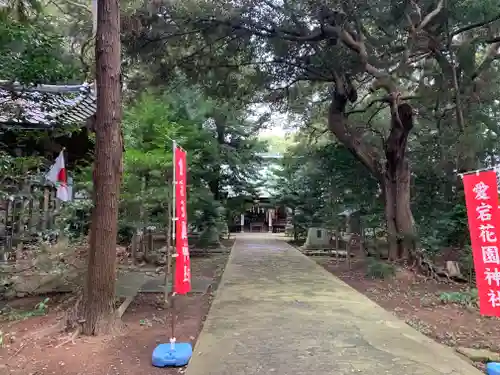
[383, 102, 415, 261]
[383, 163, 414, 260]
[209, 177, 221, 201]
[82, 0, 122, 336]
[327, 75, 415, 261]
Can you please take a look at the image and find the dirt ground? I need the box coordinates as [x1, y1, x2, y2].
[0, 250, 230, 375]
[315, 256, 500, 370]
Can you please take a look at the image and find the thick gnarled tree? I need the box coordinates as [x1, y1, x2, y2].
[122, 0, 500, 260]
[329, 73, 415, 259]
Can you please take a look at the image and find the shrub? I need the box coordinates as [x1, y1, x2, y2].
[366, 258, 396, 279]
[439, 289, 478, 307]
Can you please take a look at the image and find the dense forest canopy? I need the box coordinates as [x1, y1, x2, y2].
[2, 0, 500, 261]
[1, 0, 500, 335]
[120, 0, 500, 260]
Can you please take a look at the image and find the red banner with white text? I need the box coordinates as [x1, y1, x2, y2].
[463, 170, 500, 316]
[174, 146, 191, 294]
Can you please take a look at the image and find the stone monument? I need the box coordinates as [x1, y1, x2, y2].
[302, 227, 332, 249]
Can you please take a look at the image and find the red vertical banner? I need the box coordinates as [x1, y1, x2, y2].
[463, 170, 500, 316]
[174, 146, 191, 294]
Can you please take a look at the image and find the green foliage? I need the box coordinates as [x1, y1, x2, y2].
[119, 81, 266, 244]
[0, 0, 42, 22]
[259, 134, 295, 155]
[0, 15, 78, 83]
[34, 297, 50, 313]
[3, 0, 500, 271]
[274, 136, 381, 237]
[0, 297, 50, 322]
[119, 0, 500, 264]
[439, 289, 478, 307]
[365, 258, 396, 280]
[0, 151, 46, 198]
[430, 201, 469, 249]
[57, 198, 93, 240]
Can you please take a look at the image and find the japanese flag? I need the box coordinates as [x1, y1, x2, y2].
[46, 151, 71, 202]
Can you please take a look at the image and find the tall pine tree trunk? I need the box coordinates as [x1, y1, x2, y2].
[82, 0, 122, 336]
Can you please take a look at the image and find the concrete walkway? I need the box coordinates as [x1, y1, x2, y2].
[186, 233, 482, 375]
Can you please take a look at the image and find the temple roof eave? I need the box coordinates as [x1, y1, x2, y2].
[0, 82, 96, 129]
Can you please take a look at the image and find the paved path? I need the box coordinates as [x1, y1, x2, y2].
[186, 233, 482, 375]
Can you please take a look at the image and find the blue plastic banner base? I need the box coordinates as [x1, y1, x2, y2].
[487, 362, 500, 375]
[152, 342, 193, 367]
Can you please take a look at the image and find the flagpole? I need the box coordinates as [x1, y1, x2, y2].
[458, 166, 498, 178]
[152, 140, 193, 368]
[170, 140, 177, 349]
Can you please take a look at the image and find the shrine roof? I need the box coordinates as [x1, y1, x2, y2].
[0, 82, 96, 129]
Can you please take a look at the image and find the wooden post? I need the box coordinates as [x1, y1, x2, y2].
[27, 184, 35, 235]
[346, 234, 352, 270]
[53, 189, 60, 230]
[0, 200, 7, 262]
[5, 199, 12, 255]
[41, 186, 50, 231]
[360, 217, 366, 257]
[147, 228, 153, 254]
[11, 198, 19, 253]
[131, 232, 138, 265]
[16, 196, 26, 262]
[337, 229, 342, 264]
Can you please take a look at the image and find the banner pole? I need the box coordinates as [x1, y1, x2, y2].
[170, 140, 177, 348]
[152, 142, 193, 368]
[458, 166, 498, 178]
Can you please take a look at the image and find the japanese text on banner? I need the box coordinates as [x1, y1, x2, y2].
[174, 146, 191, 294]
[463, 170, 500, 316]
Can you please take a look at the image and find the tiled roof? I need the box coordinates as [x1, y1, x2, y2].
[0, 82, 96, 129]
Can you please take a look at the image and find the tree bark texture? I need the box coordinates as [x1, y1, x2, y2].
[328, 76, 415, 261]
[382, 102, 415, 260]
[82, 0, 122, 336]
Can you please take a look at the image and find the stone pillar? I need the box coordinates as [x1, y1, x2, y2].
[240, 213, 245, 232]
[268, 209, 273, 233]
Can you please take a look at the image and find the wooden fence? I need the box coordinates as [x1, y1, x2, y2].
[0, 184, 59, 261]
